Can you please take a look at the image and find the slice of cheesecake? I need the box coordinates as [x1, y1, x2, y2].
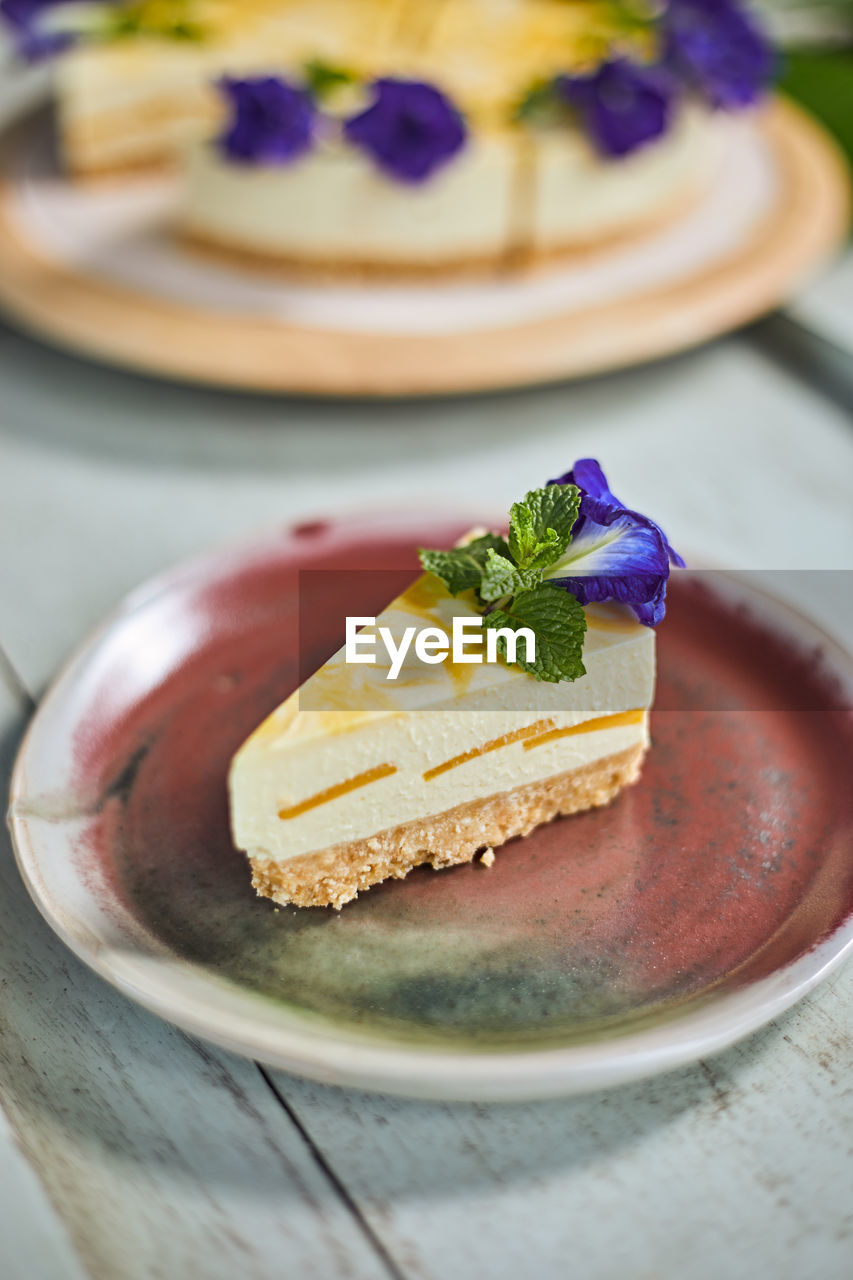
[230, 570, 655, 909]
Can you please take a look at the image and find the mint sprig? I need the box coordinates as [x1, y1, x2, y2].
[418, 485, 587, 683]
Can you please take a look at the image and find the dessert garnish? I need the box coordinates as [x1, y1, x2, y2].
[207, 0, 774, 175]
[515, 0, 775, 156]
[343, 78, 467, 183]
[215, 71, 467, 182]
[555, 58, 674, 158]
[219, 76, 316, 165]
[419, 458, 683, 683]
[663, 0, 776, 109]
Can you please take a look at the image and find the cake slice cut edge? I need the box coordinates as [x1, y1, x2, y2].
[249, 742, 646, 910]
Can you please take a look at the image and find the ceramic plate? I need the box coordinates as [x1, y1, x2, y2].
[8, 515, 853, 1100]
[0, 97, 848, 395]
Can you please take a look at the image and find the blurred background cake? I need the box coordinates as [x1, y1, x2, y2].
[3, 1, 776, 273]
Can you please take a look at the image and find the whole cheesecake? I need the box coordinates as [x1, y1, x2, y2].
[27, 0, 775, 278]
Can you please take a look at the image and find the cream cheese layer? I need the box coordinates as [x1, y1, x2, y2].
[229, 574, 655, 864]
[180, 108, 717, 266]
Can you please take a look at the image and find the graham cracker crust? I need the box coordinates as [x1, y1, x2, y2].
[64, 155, 178, 183]
[249, 743, 645, 910]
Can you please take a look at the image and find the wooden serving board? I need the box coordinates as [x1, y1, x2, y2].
[0, 97, 848, 397]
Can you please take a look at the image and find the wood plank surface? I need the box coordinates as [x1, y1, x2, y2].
[0, 313, 851, 1278]
[271, 976, 853, 1280]
[0, 666, 390, 1278]
[0, 673, 90, 1280]
[0, 1104, 89, 1280]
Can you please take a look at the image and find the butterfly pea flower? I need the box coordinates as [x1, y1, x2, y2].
[663, 0, 774, 110]
[344, 78, 467, 183]
[545, 459, 684, 627]
[218, 76, 317, 165]
[556, 58, 674, 159]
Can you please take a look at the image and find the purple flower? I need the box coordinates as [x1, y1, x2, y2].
[344, 78, 466, 183]
[556, 58, 674, 158]
[545, 459, 684, 627]
[0, 0, 94, 60]
[218, 76, 316, 165]
[663, 0, 774, 109]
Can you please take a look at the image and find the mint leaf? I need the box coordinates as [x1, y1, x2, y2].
[523, 484, 581, 559]
[479, 548, 543, 603]
[508, 503, 559, 570]
[507, 502, 537, 566]
[418, 533, 510, 596]
[507, 485, 580, 571]
[484, 584, 587, 683]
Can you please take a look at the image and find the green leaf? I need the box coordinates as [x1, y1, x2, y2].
[508, 501, 540, 567]
[418, 533, 510, 596]
[522, 484, 581, 559]
[514, 78, 563, 125]
[507, 485, 580, 571]
[419, 492, 587, 680]
[507, 503, 562, 570]
[303, 58, 355, 99]
[484, 584, 587, 683]
[479, 548, 543, 603]
[606, 0, 661, 37]
[103, 1, 204, 41]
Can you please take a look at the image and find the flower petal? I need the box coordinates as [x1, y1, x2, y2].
[663, 0, 775, 110]
[219, 76, 316, 165]
[344, 78, 466, 183]
[549, 458, 623, 527]
[545, 457, 683, 624]
[548, 505, 668, 586]
[549, 458, 683, 568]
[556, 59, 674, 159]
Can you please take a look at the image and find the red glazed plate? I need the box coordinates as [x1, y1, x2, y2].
[7, 514, 853, 1101]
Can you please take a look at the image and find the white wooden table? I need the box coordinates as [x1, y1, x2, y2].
[1, 302, 852, 1279]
